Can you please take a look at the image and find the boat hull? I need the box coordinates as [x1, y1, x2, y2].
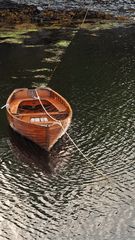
[6, 88, 72, 151]
[7, 111, 71, 151]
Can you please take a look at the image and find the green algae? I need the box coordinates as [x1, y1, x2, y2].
[0, 27, 38, 44]
[32, 82, 48, 88]
[82, 21, 126, 32]
[55, 40, 71, 48]
[26, 68, 52, 73]
[24, 45, 44, 48]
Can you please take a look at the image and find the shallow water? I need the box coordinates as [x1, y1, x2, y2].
[0, 24, 135, 239]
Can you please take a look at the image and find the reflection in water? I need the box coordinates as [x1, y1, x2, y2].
[8, 127, 53, 174]
[8, 127, 72, 176]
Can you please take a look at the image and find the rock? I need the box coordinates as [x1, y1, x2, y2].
[0, 0, 22, 9]
[0, 2, 38, 24]
[37, 6, 43, 11]
[0, 2, 130, 27]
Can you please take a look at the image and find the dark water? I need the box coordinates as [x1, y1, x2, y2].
[9, 0, 135, 17]
[0, 24, 135, 239]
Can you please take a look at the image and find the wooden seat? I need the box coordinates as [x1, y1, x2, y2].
[17, 111, 65, 117]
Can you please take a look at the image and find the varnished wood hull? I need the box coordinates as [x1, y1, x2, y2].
[6, 88, 72, 151]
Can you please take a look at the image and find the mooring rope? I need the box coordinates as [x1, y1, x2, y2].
[37, 4, 111, 180]
[49, 2, 91, 80]
[80, 7, 90, 28]
[35, 89, 111, 181]
[35, 88, 135, 203]
[35, 89, 61, 124]
[1, 104, 8, 109]
[35, 6, 135, 194]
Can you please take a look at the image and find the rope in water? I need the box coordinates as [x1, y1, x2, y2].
[35, 89, 110, 181]
[34, 6, 112, 182]
[0, 3, 135, 208]
[34, 90, 135, 205]
[49, 2, 91, 80]
[35, 5, 135, 194]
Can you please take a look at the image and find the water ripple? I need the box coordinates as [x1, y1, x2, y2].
[0, 26, 135, 239]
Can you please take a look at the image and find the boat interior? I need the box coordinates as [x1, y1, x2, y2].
[9, 96, 68, 124]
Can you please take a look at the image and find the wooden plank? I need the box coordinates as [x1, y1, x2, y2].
[18, 111, 66, 117]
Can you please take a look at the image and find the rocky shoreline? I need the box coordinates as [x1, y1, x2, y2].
[0, 0, 130, 27]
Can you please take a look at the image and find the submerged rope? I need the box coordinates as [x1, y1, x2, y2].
[49, 3, 91, 80]
[34, 5, 135, 191]
[80, 7, 90, 28]
[63, 130, 110, 180]
[35, 88, 135, 202]
[35, 89, 110, 181]
[35, 4, 108, 178]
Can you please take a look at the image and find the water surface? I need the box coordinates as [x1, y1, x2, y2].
[0, 24, 135, 239]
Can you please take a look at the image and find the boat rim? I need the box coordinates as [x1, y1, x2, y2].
[6, 87, 73, 124]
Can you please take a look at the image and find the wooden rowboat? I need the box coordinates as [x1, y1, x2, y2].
[6, 87, 72, 151]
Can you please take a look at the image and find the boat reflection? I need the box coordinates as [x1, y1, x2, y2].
[8, 126, 66, 174]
